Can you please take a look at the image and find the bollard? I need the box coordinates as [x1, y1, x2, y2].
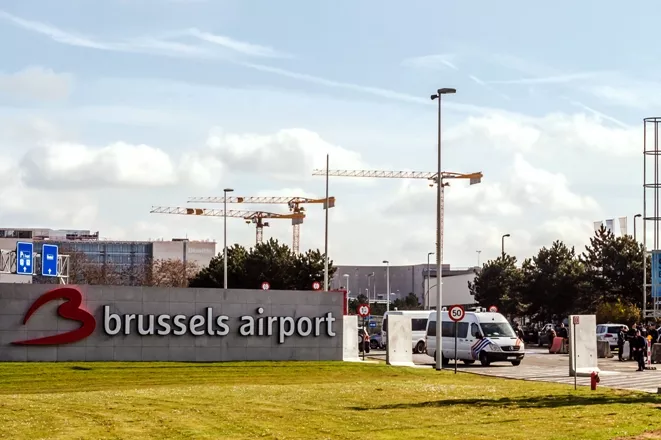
[590, 371, 600, 391]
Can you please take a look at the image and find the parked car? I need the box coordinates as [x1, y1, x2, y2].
[597, 323, 628, 350]
[521, 325, 539, 344]
[537, 323, 557, 347]
[370, 334, 383, 350]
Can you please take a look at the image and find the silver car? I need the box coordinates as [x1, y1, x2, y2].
[596, 324, 627, 349]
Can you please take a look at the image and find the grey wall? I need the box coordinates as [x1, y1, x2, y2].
[0, 284, 343, 362]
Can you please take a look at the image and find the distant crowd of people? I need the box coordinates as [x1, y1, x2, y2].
[617, 323, 659, 371]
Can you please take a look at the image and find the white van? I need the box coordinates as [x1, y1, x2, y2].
[382, 310, 433, 353]
[425, 310, 524, 366]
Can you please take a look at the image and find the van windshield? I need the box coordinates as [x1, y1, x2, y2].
[480, 323, 516, 338]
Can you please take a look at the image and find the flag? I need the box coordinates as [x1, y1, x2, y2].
[471, 337, 494, 360]
[619, 217, 628, 236]
[593, 221, 602, 232]
[605, 219, 614, 233]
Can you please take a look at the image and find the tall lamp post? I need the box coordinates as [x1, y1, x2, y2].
[476, 250, 482, 267]
[634, 213, 642, 242]
[223, 188, 234, 289]
[426, 252, 434, 309]
[383, 260, 390, 313]
[501, 233, 510, 257]
[431, 87, 456, 371]
[343, 274, 350, 296]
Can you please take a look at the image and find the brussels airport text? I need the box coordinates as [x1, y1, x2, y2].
[103, 306, 337, 344]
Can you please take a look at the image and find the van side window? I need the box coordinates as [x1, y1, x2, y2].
[471, 323, 481, 337]
[427, 321, 436, 337]
[457, 322, 469, 338]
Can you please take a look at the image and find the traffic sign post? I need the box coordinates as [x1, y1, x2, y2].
[15, 242, 33, 275]
[488, 305, 498, 313]
[448, 305, 465, 374]
[357, 304, 370, 361]
[312, 281, 321, 290]
[369, 321, 377, 328]
[41, 244, 59, 277]
[261, 281, 270, 290]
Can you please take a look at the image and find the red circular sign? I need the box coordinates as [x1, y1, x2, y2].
[488, 305, 498, 313]
[357, 304, 370, 317]
[261, 282, 270, 290]
[448, 305, 465, 322]
[312, 281, 321, 290]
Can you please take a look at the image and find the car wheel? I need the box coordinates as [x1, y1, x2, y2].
[370, 340, 378, 349]
[479, 351, 490, 367]
[441, 353, 450, 366]
[511, 360, 521, 366]
[415, 341, 426, 354]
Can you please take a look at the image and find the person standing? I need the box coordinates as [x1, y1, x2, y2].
[633, 331, 647, 371]
[617, 327, 627, 362]
[628, 324, 638, 361]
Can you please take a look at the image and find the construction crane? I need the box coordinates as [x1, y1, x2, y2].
[149, 206, 305, 247]
[186, 196, 336, 254]
[310, 169, 483, 272]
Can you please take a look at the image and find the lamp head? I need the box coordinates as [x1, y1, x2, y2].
[224, 188, 234, 193]
[438, 88, 457, 95]
[503, 233, 511, 238]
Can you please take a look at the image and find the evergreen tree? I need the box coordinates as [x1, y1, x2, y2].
[468, 254, 524, 317]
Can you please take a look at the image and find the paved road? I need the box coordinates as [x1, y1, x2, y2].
[366, 347, 661, 393]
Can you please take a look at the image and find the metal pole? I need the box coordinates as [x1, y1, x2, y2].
[454, 321, 458, 374]
[386, 262, 390, 314]
[223, 188, 233, 289]
[573, 319, 577, 390]
[427, 252, 432, 309]
[324, 154, 330, 291]
[435, 93, 443, 371]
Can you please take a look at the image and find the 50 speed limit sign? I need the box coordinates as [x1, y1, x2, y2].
[357, 304, 370, 318]
[448, 305, 465, 322]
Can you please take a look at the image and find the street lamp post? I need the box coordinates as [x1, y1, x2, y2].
[426, 252, 434, 309]
[501, 234, 510, 257]
[431, 87, 456, 371]
[634, 214, 642, 242]
[343, 274, 350, 296]
[223, 188, 234, 289]
[476, 250, 482, 267]
[383, 260, 390, 314]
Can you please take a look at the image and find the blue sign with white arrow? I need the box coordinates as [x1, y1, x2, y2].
[16, 242, 33, 275]
[41, 244, 59, 277]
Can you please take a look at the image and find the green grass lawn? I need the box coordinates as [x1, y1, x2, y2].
[1, 362, 660, 440]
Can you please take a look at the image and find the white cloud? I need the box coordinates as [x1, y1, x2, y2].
[402, 54, 458, 70]
[0, 66, 72, 101]
[188, 28, 289, 58]
[485, 72, 603, 85]
[205, 127, 365, 181]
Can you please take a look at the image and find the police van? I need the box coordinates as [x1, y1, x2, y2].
[425, 308, 525, 366]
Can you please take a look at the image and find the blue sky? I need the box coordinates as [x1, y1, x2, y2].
[0, 0, 651, 266]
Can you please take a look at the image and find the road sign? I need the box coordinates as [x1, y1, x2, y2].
[15, 242, 33, 275]
[369, 321, 377, 328]
[261, 281, 270, 290]
[357, 304, 370, 318]
[488, 305, 498, 313]
[572, 316, 580, 325]
[41, 244, 58, 277]
[312, 281, 321, 290]
[448, 305, 465, 322]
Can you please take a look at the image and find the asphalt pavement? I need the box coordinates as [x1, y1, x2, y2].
[365, 346, 661, 393]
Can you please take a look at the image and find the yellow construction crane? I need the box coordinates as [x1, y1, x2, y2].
[149, 206, 305, 247]
[186, 196, 336, 254]
[310, 169, 483, 269]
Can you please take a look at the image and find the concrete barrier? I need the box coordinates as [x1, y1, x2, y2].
[549, 337, 566, 354]
[621, 341, 630, 360]
[652, 343, 661, 364]
[386, 315, 413, 367]
[597, 340, 612, 358]
[342, 315, 360, 362]
[569, 315, 599, 377]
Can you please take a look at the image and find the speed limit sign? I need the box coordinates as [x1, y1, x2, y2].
[357, 304, 370, 318]
[448, 305, 465, 322]
[261, 281, 270, 290]
[488, 305, 498, 313]
[312, 281, 321, 290]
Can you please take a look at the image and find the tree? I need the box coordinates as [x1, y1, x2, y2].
[520, 241, 584, 322]
[392, 292, 421, 310]
[596, 300, 641, 326]
[580, 226, 646, 310]
[189, 238, 336, 290]
[469, 255, 524, 317]
[148, 259, 200, 287]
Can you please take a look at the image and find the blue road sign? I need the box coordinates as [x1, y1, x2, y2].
[15, 242, 33, 275]
[368, 321, 377, 328]
[41, 244, 59, 277]
[653, 251, 661, 298]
